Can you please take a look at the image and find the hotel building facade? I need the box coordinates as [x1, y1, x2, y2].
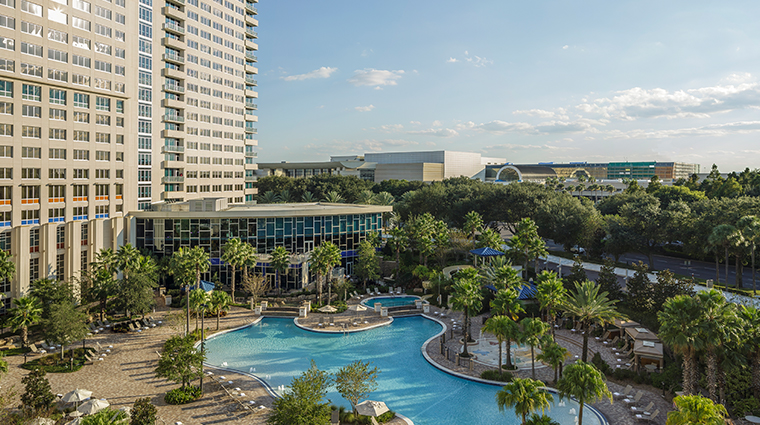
[0, 0, 259, 309]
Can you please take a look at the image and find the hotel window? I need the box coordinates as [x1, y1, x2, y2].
[0, 186, 8, 206]
[94, 5, 111, 20]
[49, 168, 65, 179]
[29, 258, 39, 282]
[0, 81, 10, 98]
[73, 149, 89, 160]
[94, 184, 109, 200]
[94, 78, 111, 91]
[115, 152, 123, 162]
[20, 63, 42, 77]
[49, 88, 67, 106]
[48, 48, 68, 63]
[73, 131, 89, 142]
[138, 153, 151, 165]
[0, 36, 13, 52]
[49, 128, 66, 140]
[95, 96, 110, 111]
[21, 105, 41, 118]
[21, 185, 40, 201]
[74, 112, 89, 123]
[49, 109, 66, 121]
[95, 169, 109, 179]
[72, 35, 91, 50]
[22, 148, 40, 159]
[73, 55, 91, 69]
[138, 186, 151, 198]
[48, 29, 68, 44]
[0, 14, 13, 30]
[20, 41, 42, 57]
[49, 148, 66, 159]
[0, 59, 13, 72]
[81, 250, 88, 271]
[48, 69, 68, 82]
[95, 133, 110, 144]
[48, 8, 67, 24]
[115, 169, 123, 179]
[72, 74, 90, 86]
[95, 24, 112, 37]
[94, 60, 111, 73]
[72, 169, 88, 179]
[95, 205, 108, 218]
[74, 206, 87, 220]
[20, 1, 42, 17]
[21, 126, 41, 138]
[74, 93, 90, 108]
[72, 0, 90, 13]
[0, 168, 10, 179]
[72, 17, 91, 32]
[95, 151, 110, 161]
[73, 184, 87, 201]
[0, 146, 10, 157]
[95, 115, 110, 126]
[138, 170, 151, 181]
[48, 185, 65, 203]
[55, 254, 64, 279]
[22, 84, 41, 101]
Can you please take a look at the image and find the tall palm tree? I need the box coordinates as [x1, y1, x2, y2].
[561, 280, 621, 362]
[696, 289, 739, 402]
[536, 339, 568, 383]
[189, 288, 209, 331]
[463, 211, 484, 247]
[708, 224, 737, 286]
[372, 191, 395, 206]
[486, 263, 522, 291]
[491, 288, 525, 320]
[309, 241, 341, 305]
[738, 215, 760, 293]
[739, 305, 760, 399]
[301, 191, 317, 202]
[477, 228, 504, 251]
[354, 190, 375, 205]
[482, 315, 518, 374]
[387, 226, 408, 277]
[525, 415, 560, 425]
[666, 395, 728, 425]
[0, 249, 16, 288]
[521, 317, 549, 380]
[259, 190, 280, 204]
[171, 246, 210, 336]
[221, 238, 246, 303]
[496, 378, 553, 425]
[322, 191, 344, 203]
[556, 361, 612, 425]
[8, 297, 42, 363]
[451, 268, 483, 358]
[115, 243, 141, 280]
[536, 271, 567, 340]
[269, 246, 290, 295]
[658, 295, 703, 395]
[208, 290, 232, 330]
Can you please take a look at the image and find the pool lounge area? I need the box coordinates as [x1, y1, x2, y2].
[361, 295, 421, 308]
[204, 316, 607, 425]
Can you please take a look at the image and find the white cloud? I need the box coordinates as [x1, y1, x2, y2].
[348, 69, 405, 87]
[407, 128, 459, 137]
[474, 120, 534, 135]
[446, 57, 459, 63]
[514, 109, 562, 119]
[281, 67, 338, 81]
[432, 120, 442, 127]
[464, 51, 493, 68]
[562, 45, 569, 50]
[379, 124, 403, 131]
[305, 139, 419, 155]
[410, 121, 421, 125]
[355, 105, 375, 112]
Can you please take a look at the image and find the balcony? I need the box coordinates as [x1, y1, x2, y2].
[161, 129, 185, 139]
[246, 52, 257, 62]
[245, 89, 258, 98]
[163, 36, 185, 51]
[162, 176, 185, 184]
[245, 163, 258, 171]
[245, 64, 258, 74]
[245, 39, 258, 50]
[162, 159, 185, 169]
[163, 6, 185, 21]
[245, 28, 257, 38]
[162, 67, 185, 80]
[245, 76, 257, 85]
[245, 2, 257, 13]
[161, 144, 185, 153]
[164, 114, 184, 123]
[163, 83, 185, 94]
[163, 22, 185, 35]
[245, 100, 257, 110]
[245, 15, 258, 26]
[163, 52, 185, 65]
[246, 114, 258, 122]
[245, 126, 257, 134]
[162, 98, 185, 109]
[245, 175, 257, 182]
[245, 151, 258, 158]
[245, 138, 258, 146]
[166, 0, 185, 5]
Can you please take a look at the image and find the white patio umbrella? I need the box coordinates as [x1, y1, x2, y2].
[318, 305, 337, 313]
[62, 389, 92, 407]
[30, 418, 55, 425]
[65, 416, 83, 425]
[77, 398, 110, 415]
[355, 400, 389, 417]
[347, 304, 367, 314]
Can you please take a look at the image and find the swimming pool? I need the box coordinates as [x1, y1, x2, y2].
[361, 295, 419, 308]
[204, 317, 605, 425]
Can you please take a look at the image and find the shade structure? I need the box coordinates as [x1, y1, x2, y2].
[318, 305, 337, 313]
[347, 304, 367, 313]
[469, 247, 505, 257]
[485, 282, 537, 300]
[62, 388, 92, 404]
[613, 318, 640, 329]
[625, 327, 659, 342]
[30, 418, 55, 425]
[77, 398, 110, 415]
[192, 280, 215, 292]
[355, 400, 389, 417]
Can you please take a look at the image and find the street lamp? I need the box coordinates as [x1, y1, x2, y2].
[200, 303, 206, 394]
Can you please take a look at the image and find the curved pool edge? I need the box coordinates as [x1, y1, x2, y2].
[418, 314, 610, 425]
[361, 295, 421, 307]
[293, 316, 394, 334]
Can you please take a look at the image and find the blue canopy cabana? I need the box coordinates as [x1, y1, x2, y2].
[191, 280, 215, 292]
[469, 247, 505, 266]
[485, 281, 537, 301]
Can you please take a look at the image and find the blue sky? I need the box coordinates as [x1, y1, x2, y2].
[254, 1, 760, 172]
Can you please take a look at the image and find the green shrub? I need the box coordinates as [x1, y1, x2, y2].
[649, 362, 682, 393]
[21, 348, 90, 373]
[376, 410, 396, 423]
[591, 352, 611, 375]
[732, 398, 760, 417]
[611, 368, 636, 381]
[480, 370, 514, 382]
[164, 386, 201, 405]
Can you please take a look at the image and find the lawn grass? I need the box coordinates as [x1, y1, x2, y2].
[21, 347, 91, 373]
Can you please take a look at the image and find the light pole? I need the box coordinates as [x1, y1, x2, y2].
[186, 284, 191, 337]
[200, 303, 206, 394]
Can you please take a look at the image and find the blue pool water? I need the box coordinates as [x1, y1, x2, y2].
[361, 295, 419, 308]
[204, 317, 604, 425]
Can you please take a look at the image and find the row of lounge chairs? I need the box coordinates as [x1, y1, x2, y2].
[84, 341, 114, 364]
[316, 316, 369, 328]
[207, 372, 267, 414]
[432, 308, 449, 318]
[352, 287, 404, 299]
[613, 385, 660, 421]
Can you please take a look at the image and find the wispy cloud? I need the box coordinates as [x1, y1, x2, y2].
[407, 128, 459, 137]
[447, 51, 493, 67]
[348, 69, 405, 88]
[446, 57, 459, 63]
[281, 67, 338, 81]
[355, 105, 375, 112]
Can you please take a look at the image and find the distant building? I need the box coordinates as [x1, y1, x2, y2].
[489, 161, 700, 183]
[257, 151, 505, 183]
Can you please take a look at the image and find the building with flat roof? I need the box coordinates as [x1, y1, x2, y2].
[489, 161, 700, 183]
[128, 198, 391, 291]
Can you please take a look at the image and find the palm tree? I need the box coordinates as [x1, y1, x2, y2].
[208, 290, 232, 330]
[536, 339, 568, 383]
[496, 378, 553, 425]
[521, 317, 549, 380]
[322, 191, 344, 203]
[354, 190, 375, 205]
[556, 361, 612, 425]
[658, 295, 703, 395]
[477, 228, 504, 251]
[278, 189, 294, 203]
[221, 238, 246, 303]
[301, 191, 317, 202]
[536, 271, 566, 340]
[259, 190, 280, 204]
[0, 249, 15, 288]
[525, 414, 560, 425]
[309, 241, 341, 305]
[463, 211, 484, 247]
[508, 218, 547, 278]
[738, 215, 760, 293]
[696, 289, 739, 402]
[482, 315, 518, 374]
[115, 243, 141, 280]
[171, 246, 210, 336]
[8, 297, 43, 363]
[708, 224, 737, 286]
[387, 226, 408, 277]
[189, 288, 209, 331]
[269, 246, 290, 295]
[739, 305, 760, 399]
[451, 268, 483, 358]
[666, 395, 728, 425]
[561, 280, 620, 362]
[486, 263, 522, 291]
[372, 191, 394, 206]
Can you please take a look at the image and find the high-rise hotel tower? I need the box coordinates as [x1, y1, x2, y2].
[0, 0, 259, 309]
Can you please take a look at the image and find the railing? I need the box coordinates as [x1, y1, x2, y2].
[246, 3, 257, 13]
[246, 52, 257, 61]
[245, 176, 257, 182]
[245, 101, 257, 109]
[164, 114, 184, 123]
[162, 145, 185, 153]
[245, 28, 257, 38]
[245, 127, 257, 134]
[162, 176, 185, 183]
[163, 22, 185, 34]
[167, 0, 185, 4]
[163, 52, 185, 63]
[245, 151, 258, 158]
[246, 76, 257, 85]
[163, 83, 185, 93]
